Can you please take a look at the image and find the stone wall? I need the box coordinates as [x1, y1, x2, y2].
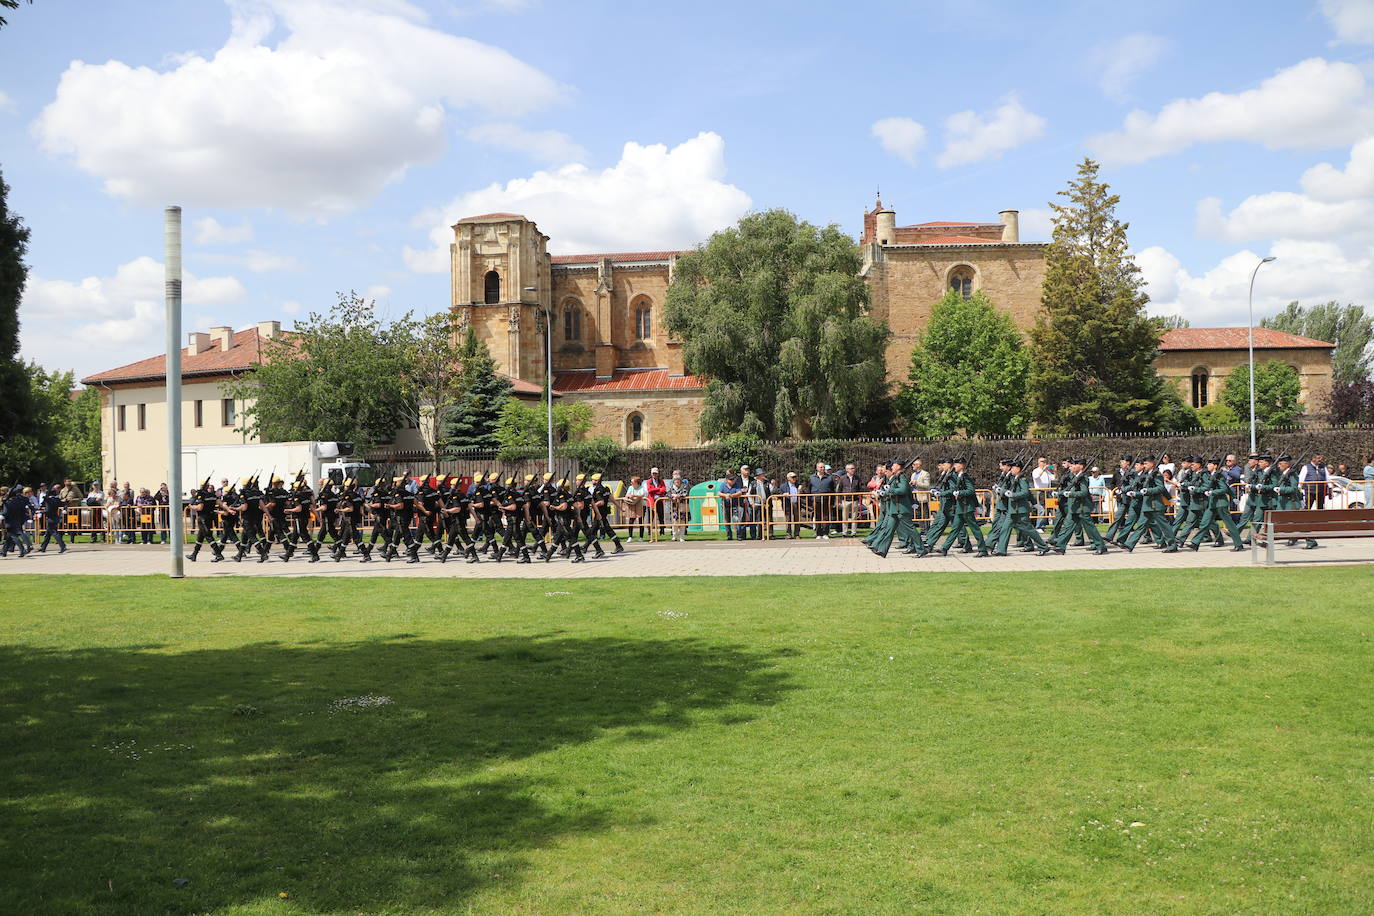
[564, 389, 706, 447]
[1155, 347, 1333, 416]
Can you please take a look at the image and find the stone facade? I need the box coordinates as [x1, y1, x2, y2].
[1155, 328, 1336, 417]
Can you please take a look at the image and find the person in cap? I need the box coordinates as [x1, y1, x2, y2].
[235, 475, 265, 561]
[257, 475, 290, 563]
[589, 473, 626, 553]
[332, 478, 372, 562]
[1120, 456, 1180, 553]
[1274, 455, 1318, 549]
[280, 472, 313, 562]
[366, 476, 393, 553]
[1050, 458, 1109, 555]
[1110, 458, 1154, 548]
[1186, 458, 1246, 552]
[572, 473, 605, 558]
[416, 475, 444, 557]
[748, 468, 773, 539]
[918, 458, 963, 552]
[532, 473, 559, 560]
[935, 457, 989, 556]
[385, 476, 421, 563]
[1234, 453, 1263, 543]
[991, 458, 1049, 556]
[314, 475, 342, 556]
[1170, 456, 1197, 536]
[1104, 456, 1136, 543]
[778, 470, 804, 538]
[435, 476, 475, 563]
[887, 459, 929, 557]
[1174, 457, 1215, 547]
[216, 480, 242, 561]
[184, 479, 223, 563]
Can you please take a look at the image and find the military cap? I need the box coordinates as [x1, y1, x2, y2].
[505, 476, 515, 486]
[1257, 454, 1273, 461]
[392, 475, 405, 484]
[542, 472, 554, 481]
[591, 472, 604, 481]
[952, 456, 967, 464]
[998, 457, 1011, 465]
[1141, 455, 1157, 462]
[524, 474, 535, 483]
[755, 468, 769, 476]
[1277, 454, 1292, 462]
[1206, 456, 1221, 465]
[575, 472, 586, 481]
[1247, 453, 1262, 460]
[240, 476, 252, 487]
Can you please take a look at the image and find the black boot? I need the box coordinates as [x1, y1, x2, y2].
[466, 546, 480, 564]
[407, 544, 420, 564]
[517, 548, 531, 564]
[282, 542, 296, 563]
[185, 544, 200, 562]
[439, 546, 451, 563]
[210, 542, 225, 562]
[592, 542, 606, 559]
[493, 545, 504, 563]
[307, 542, 321, 563]
[359, 543, 372, 563]
[612, 538, 624, 554]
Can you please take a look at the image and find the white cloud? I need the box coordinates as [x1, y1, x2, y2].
[404, 131, 752, 271]
[467, 122, 588, 165]
[1093, 32, 1168, 103]
[33, 0, 566, 215]
[194, 217, 254, 245]
[1300, 135, 1374, 201]
[0, 90, 15, 114]
[1196, 192, 1372, 242]
[1141, 239, 1374, 326]
[870, 116, 927, 167]
[363, 284, 392, 301]
[19, 256, 247, 374]
[1321, 0, 1374, 43]
[935, 95, 1046, 168]
[1089, 58, 1374, 165]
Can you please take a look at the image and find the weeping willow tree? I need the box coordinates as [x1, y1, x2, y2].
[664, 209, 891, 440]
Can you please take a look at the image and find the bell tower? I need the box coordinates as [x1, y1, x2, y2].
[450, 213, 552, 381]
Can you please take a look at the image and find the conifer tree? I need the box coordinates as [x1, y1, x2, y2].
[0, 168, 40, 479]
[444, 325, 513, 449]
[1029, 159, 1166, 433]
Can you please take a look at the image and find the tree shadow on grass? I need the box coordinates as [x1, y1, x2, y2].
[0, 634, 795, 913]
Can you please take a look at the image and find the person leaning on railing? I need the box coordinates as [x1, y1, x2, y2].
[664, 470, 690, 541]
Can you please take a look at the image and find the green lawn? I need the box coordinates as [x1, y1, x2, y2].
[2, 570, 1371, 915]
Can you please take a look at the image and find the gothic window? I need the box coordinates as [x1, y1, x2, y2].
[635, 307, 651, 340]
[484, 270, 500, 304]
[628, 412, 645, 444]
[948, 266, 975, 300]
[562, 302, 582, 342]
[1190, 368, 1209, 409]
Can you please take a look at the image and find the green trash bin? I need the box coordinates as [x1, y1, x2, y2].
[689, 480, 720, 533]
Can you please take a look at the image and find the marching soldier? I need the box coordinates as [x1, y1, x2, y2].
[185, 479, 223, 562]
[258, 475, 290, 563]
[935, 457, 989, 557]
[1104, 456, 1135, 542]
[282, 473, 313, 562]
[992, 458, 1049, 556]
[386, 476, 420, 563]
[589, 473, 625, 553]
[1186, 457, 1246, 551]
[1235, 454, 1262, 544]
[235, 475, 264, 562]
[1050, 458, 1109, 555]
[439, 475, 480, 563]
[1274, 455, 1318, 549]
[332, 478, 372, 562]
[1120, 456, 1180, 553]
[367, 477, 393, 552]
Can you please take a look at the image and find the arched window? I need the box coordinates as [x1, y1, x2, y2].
[635, 306, 651, 340]
[483, 270, 500, 304]
[948, 266, 974, 299]
[561, 301, 582, 342]
[1190, 368, 1209, 408]
[628, 413, 645, 444]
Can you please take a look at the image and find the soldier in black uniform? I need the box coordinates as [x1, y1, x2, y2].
[498, 476, 527, 562]
[570, 473, 601, 559]
[185, 479, 223, 562]
[367, 478, 392, 552]
[37, 485, 68, 554]
[473, 472, 502, 555]
[314, 476, 342, 551]
[332, 478, 371, 562]
[588, 473, 625, 553]
[281, 472, 313, 562]
[258, 475, 289, 563]
[236, 475, 264, 562]
[217, 482, 241, 560]
[386, 476, 421, 563]
[533, 473, 559, 560]
[439, 475, 479, 563]
[416, 475, 444, 556]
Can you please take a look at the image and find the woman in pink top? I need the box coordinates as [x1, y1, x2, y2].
[645, 467, 668, 537]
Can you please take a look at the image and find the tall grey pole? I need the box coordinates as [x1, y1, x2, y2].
[165, 207, 185, 578]
[1246, 256, 1276, 454]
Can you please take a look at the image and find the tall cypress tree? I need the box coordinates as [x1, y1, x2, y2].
[1028, 159, 1166, 433]
[445, 325, 513, 449]
[0, 168, 40, 479]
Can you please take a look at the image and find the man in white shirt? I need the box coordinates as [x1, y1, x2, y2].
[1031, 456, 1055, 530]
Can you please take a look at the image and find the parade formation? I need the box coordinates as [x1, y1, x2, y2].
[182, 471, 627, 566]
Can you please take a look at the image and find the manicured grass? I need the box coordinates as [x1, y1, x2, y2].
[2, 570, 1372, 914]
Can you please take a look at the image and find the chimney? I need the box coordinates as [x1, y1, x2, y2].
[187, 332, 211, 355]
[999, 209, 1020, 243]
[257, 320, 281, 340]
[875, 202, 896, 246]
[210, 325, 233, 350]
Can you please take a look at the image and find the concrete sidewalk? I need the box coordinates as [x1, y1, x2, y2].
[1, 538, 1367, 578]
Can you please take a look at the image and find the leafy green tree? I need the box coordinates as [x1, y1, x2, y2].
[395, 312, 470, 471]
[563, 436, 622, 471]
[665, 209, 891, 440]
[1196, 402, 1240, 430]
[1326, 380, 1374, 426]
[895, 290, 1030, 437]
[0, 1, 33, 29]
[1221, 360, 1302, 427]
[228, 292, 412, 449]
[1028, 159, 1167, 433]
[1150, 314, 1190, 330]
[1261, 300, 1373, 383]
[0, 169, 39, 480]
[493, 398, 593, 460]
[1155, 381, 1200, 432]
[59, 386, 102, 482]
[444, 326, 512, 450]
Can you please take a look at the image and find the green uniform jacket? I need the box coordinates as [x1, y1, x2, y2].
[948, 472, 978, 516]
[1134, 470, 1169, 514]
[1060, 472, 1094, 517]
[1275, 468, 1303, 510]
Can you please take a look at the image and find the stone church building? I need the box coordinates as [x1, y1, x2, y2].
[451, 202, 1332, 447]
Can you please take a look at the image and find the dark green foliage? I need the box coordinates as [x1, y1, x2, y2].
[0, 170, 39, 479]
[665, 209, 891, 440]
[706, 432, 778, 478]
[1220, 360, 1303, 427]
[1150, 314, 1190, 330]
[494, 399, 593, 461]
[1155, 380, 1200, 432]
[1261, 300, 1373, 383]
[228, 292, 411, 449]
[445, 327, 513, 449]
[1029, 159, 1168, 433]
[562, 436, 622, 472]
[896, 290, 1030, 437]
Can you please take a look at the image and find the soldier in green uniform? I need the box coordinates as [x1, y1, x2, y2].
[1235, 454, 1262, 544]
[1104, 456, 1135, 542]
[1050, 458, 1109, 554]
[1244, 454, 1275, 548]
[864, 463, 898, 557]
[1186, 457, 1246, 551]
[935, 457, 989, 556]
[1121, 456, 1180, 552]
[890, 460, 929, 557]
[992, 458, 1049, 556]
[1171, 457, 1198, 536]
[1274, 455, 1318, 549]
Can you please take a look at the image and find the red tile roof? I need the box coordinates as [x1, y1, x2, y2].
[81, 327, 290, 386]
[505, 374, 559, 397]
[902, 234, 1002, 245]
[902, 220, 1003, 228]
[553, 368, 705, 393]
[1159, 328, 1334, 351]
[550, 250, 683, 265]
[456, 212, 526, 221]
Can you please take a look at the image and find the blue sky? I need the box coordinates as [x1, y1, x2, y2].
[4, 0, 1374, 378]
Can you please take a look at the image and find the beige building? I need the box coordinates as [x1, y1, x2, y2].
[1156, 327, 1335, 415]
[80, 320, 544, 484]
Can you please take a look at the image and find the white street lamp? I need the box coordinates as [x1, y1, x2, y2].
[524, 286, 553, 473]
[1246, 256, 1276, 453]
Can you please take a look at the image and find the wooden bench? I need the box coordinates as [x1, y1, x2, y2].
[1253, 509, 1374, 565]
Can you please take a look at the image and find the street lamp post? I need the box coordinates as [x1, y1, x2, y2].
[523, 286, 553, 473]
[1246, 256, 1276, 453]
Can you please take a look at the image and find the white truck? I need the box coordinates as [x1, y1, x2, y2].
[179, 441, 374, 492]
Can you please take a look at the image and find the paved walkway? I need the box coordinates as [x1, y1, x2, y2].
[1, 538, 1368, 578]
